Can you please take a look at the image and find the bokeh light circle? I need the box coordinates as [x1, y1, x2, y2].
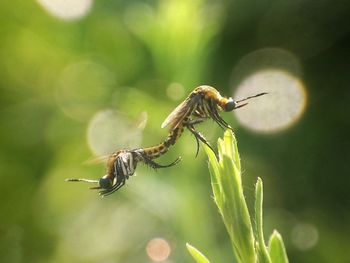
[87, 109, 145, 156]
[146, 238, 171, 262]
[231, 48, 302, 82]
[53, 200, 158, 262]
[231, 48, 306, 133]
[166, 82, 185, 101]
[37, 0, 93, 21]
[56, 61, 115, 121]
[233, 69, 307, 133]
[291, 223, 319, 250]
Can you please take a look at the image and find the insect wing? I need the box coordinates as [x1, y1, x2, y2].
[161, 100, 190, 129]
[83, 154, 110, 165]
[83, 149, 123, 165]
[161, 93, 201, 130]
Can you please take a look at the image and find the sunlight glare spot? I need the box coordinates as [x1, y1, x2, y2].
[146, 238, 171, 262]
[233, 69, 307, 133]
[87, 110, 143, 157]
[124, 3, 154, 35]
[166, 83, 185, 101]
[291, 223, 319, 250]
[37, 0, 93, 21]
[56, 201, 156, 261]
[56, 60, 115, 121]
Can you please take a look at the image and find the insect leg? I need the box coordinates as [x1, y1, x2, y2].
[205, 100, 223, 128]
[187, 118, 206, 126]
[192, 127, 201, 157]
[99, 179, 125, 197]
[184, 119, 204, 156]
[114, 156, 124, 176]
[137, 151, 181, 169]
[186, 123, 216, 156]
[208, 100, 233, 130]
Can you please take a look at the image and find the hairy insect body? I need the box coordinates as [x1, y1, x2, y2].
[161, 85, 267, 154]
[195, 86, 227, 108]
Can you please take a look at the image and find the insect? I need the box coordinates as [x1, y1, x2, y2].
[161, 85, 267, 155]
[66, 124, 185, 196]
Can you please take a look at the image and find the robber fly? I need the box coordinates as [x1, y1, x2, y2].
[66, 124, 185, 196]
[161, 85, 267, 155]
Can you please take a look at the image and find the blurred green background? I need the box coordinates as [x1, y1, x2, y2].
[1, 0, 350, 262]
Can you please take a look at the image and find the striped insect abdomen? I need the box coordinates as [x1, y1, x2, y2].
[143, 124, 185, 159]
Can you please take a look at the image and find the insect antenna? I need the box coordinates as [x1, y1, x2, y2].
[235, 92, 268, 104]
[233, 102, 248, 109]
[65, 178, 99, 184]
[66, 178, 102, 191]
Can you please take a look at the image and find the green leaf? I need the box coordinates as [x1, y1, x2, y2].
[204, 142, 222, 207]
[206, 130, 256, 263]
[220, 154, 255, 262]
[255, 178, 272, 263]
[199, 130, 289, 263]
[223, 130, 241, 171]
[268, 230, 289, 263]
[186, 243, 211, 263]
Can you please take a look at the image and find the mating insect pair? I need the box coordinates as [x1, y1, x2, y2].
[66, 85, 266, 196]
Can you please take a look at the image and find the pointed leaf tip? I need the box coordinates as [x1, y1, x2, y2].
[186, 243, 211, 263]
[255, 177, 272, 263]
[268, 230, 289, 263]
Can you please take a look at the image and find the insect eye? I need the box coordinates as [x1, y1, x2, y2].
[224, 98, 236, 111]
[99, 177, 112, 189]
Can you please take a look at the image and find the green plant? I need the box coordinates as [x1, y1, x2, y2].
[187, 130, 289, 263]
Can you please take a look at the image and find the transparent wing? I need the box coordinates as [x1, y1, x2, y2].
[161, 93, 201, 131]
[83, 154, 110, 165]
[83, 148, 126, 166]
